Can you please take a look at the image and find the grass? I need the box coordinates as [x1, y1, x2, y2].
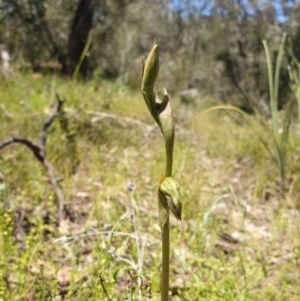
[263, 33, 290, 183]
[0, 71, 300, 300]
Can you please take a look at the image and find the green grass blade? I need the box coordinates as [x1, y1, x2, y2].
[281, 98, 293, 167]
[72, 30, 93, 79]
[263, 39, 277, 138]
[197, 105, 275, 160]
[274, 32, 287, 113]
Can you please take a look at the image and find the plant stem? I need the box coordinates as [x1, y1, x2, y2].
[165, 138, 174, 178]
[160, 129, 174, 301]
[161, 221, 170, 301]
[141, 44, 175, 301]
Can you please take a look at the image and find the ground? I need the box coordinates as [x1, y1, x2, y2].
[0, 72, 300, 300]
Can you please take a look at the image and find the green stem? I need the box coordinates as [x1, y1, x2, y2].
[161, 119, 174, 301]
[165, 138, 174, 178]
[161, 218, 170, 301]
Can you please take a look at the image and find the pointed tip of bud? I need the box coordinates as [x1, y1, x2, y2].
[142, 44, 159, 97]
[159, 173, 166, 184]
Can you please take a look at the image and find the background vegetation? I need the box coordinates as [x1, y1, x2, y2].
[2, 0, 300, 109]
[1, 0, 300, 300]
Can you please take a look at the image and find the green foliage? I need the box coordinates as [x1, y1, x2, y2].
[2, 0, 300, 108]
[287, 39, 300, 122]
[263, 33, 291, 182]
[197, 33, 293, 187]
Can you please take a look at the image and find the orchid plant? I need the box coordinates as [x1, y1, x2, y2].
[141, 43, 182, 301]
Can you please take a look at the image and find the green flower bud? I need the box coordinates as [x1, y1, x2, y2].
[142, 44, 159, 98]
[159, 176, 182, 223]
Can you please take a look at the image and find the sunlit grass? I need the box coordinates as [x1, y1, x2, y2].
[0, 71, 300, 300]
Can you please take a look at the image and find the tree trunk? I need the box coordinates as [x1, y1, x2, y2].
[64, 0, 95, 77]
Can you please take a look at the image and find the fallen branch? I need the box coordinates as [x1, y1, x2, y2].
[86, 110, 191, 138]
[86, 110, 154, 130]
[0, 99, 65, 223]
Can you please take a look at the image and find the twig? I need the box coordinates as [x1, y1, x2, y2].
[0, 137, 44, 161]
[51, 230, 142, 244]
[0, 99, 65, 223]
[38, 99, 64, 149]
[108, 251, 138, 270]
[86, 110, 154, 130]
[99, 275, 113, 301]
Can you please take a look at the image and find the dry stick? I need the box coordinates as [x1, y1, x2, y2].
[99, 275, 113, 301]
[86, 110, 154, 130]
[0, 100, 65, 223]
